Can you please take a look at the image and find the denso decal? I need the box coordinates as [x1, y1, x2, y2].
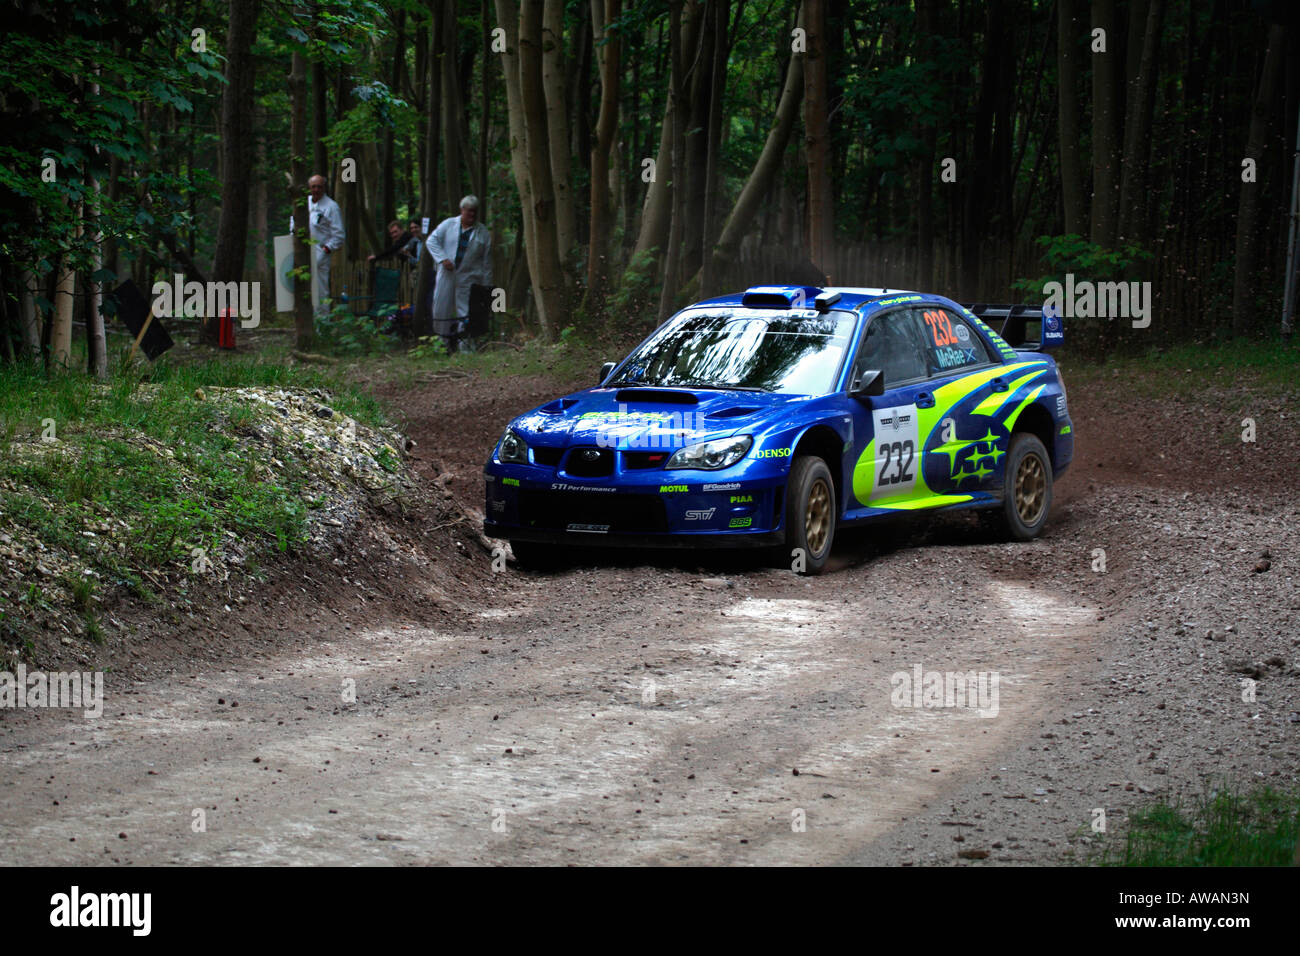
[755, 447, 792, 459]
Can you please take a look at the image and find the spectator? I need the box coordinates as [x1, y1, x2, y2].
[404, 219, 423, 260]
[368, 220, 415, 263]
[289, 174, 345, 313]
[426, 195, 492, 353]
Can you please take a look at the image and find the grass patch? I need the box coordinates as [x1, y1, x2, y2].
[0, 353, 396, 636]
[1096, 786, 1300, 866]
[1062, 337, 1300, 401]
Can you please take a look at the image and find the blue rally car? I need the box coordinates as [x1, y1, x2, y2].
[484, 286, 1072, 573]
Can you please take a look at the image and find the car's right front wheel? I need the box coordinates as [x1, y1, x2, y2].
[783, 455, 836, 575]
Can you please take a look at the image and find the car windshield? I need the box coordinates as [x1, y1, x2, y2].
[610, 309, 857, 395]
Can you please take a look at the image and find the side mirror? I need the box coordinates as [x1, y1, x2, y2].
[849, 369, 885, 398]
[599, 361, 616, 384]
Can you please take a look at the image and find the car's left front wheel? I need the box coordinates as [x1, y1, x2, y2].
[784, 455, 836, 575]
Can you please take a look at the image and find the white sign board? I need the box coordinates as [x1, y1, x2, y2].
[274, 234, 294, 313]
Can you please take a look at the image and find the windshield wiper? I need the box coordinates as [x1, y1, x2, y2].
[675, 381, 773, 392]
[609, 378, 772, 392]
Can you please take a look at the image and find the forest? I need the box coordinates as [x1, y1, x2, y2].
[0, 0, 1296, 366]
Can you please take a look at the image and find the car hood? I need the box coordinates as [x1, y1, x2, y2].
[509, 386, 808, 450]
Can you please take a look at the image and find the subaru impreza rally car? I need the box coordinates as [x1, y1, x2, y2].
[484, 286, 1071, 573]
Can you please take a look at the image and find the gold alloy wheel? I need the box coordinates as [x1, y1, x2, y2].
[1014, 452, 1047, 526]
[805, 478, 831, 554]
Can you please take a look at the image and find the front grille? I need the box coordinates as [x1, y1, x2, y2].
[518, 490, 667, 533]
[564, 447, 614, 477]
[623, 451, 670, 469]
[532, 446, 563, 467]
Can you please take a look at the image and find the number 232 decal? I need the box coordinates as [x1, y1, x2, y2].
[922, 309, 958, 347]
[878, 439, 915, 485]
[869, 403, 921, 499]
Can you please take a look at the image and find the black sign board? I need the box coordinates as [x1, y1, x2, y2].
[107, 278, 174, 360]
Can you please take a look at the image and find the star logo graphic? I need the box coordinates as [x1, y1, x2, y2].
[933, 433, 984, 474]
[940, 425, 1005, 483]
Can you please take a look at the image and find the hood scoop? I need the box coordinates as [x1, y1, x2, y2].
[614, 388, 699, 405]
[706, 405, 760, 419]
[540, 398, 580, 414]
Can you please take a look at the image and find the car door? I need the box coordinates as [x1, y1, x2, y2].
[913, 305, 1013, 496]
[844, 307, 935, 513]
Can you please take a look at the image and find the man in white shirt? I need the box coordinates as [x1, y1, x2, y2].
[290, 174, 346, 313]
[426, 195, 492, 351]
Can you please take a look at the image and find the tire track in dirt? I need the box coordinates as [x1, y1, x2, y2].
[0, 566, 1097, 864]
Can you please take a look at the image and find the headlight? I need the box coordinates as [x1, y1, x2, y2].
[497, 428, 528, 464]
[665, 435, 753, 470]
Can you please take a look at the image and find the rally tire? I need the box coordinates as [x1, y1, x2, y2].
[1000, 433, 1053, 540]
[784, 456, 836, 575]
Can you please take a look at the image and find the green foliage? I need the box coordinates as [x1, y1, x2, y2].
[315, 303, 394, 356]
[321, 81, 418, 155]
[406, 334, 449, 362]
[1013, 234, 1154, 296]
[1012, 234, 1155, 355]
[1095, 786, 1300, 867]
[0, 2, 224, 277]
[611, 248, 662, 331]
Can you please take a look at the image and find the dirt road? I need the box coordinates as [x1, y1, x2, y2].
[1, 366, 1296, 865]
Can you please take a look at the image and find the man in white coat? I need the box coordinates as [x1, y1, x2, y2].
[290, 174, 346, 314]
[426, 195, 492, 352]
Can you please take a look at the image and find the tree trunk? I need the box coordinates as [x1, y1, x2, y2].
[85, 165, 106, 378]
[212, 0, 262, 284]
[700, 7, 806, 290]
[629, 96, 674, 267]
[480, 0, 491, 223]
[252, 116, 271, 296]
[517, 0, 565, 332]
[1089, 0, 1122, 248]
[699, 0, 729, 295]
[542, 0, 576, 272]
[382, 7, 404, 225]
[339, 72, 363, 263]
[913, 0, 939, 288]
[679, 1, 713, 280]
[1231, 22, 1286, 336]
[290, 50, 315, 349]
[585, 0, 622, 313]
[656, 0, 691, 320]
[441, 0, 464, 207]
[1057, 0, 1087, 236]
[804, 0, 833, 279]
[312, 57, 328, 178]
[414, 0, 444, 337]
[1117, 0, 1164, 243]
[19, 270, 40, 357]
[51, 250, 75, 371]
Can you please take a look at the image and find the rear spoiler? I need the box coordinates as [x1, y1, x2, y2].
[961, 303, 1063, 351]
